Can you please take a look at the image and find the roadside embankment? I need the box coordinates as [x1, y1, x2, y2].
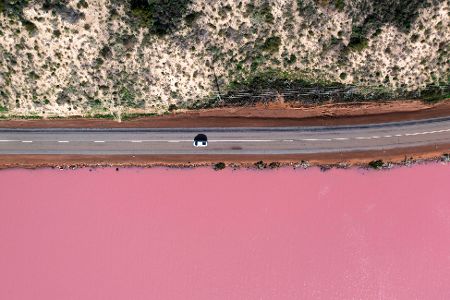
[0, 100, 448, 128]
[0, 143, 448, 170]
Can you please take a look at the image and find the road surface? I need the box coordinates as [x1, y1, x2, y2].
[0, 117, 449, 155]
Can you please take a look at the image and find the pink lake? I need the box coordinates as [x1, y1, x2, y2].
[1, 164, 450, 299]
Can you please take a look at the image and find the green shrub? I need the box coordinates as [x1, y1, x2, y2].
[348, 26, 369, 51]
[269, 162, 281, 169]
[22, 20, 37, 34]
[255, 160, 267, 169]
[284, 54, 297, 65]
[77, 0, 88, 9]
[214, 162, 226, 170]
[419, 82, 450, 103]
[368, 160, 384, 169]
[253, 1, 274, 23]
[296, 0, 317, 17]
[0, 0, 30, 17]
[130, 0, 191, 35]
[168, 104, 178, 111]
[91, 113, 115, 119]
[334, 0, 345, 12]
[185, 11, 201, 26]
[262, 36, 281, 53]
[99, 45, 112, 58]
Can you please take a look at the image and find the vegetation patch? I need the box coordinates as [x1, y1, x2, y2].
[213, 162, 226, 170]
[129, 0, 192, 35]
[261, 36, 281, 53]
[0, 0, 30, 17]
[368, 160, 384, 169]
[269, 162, 281, 169]
[255, 160, 267, 169]
[347, 26, 368, 52]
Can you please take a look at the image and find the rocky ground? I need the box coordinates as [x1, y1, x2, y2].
[0, 0, 448, 118]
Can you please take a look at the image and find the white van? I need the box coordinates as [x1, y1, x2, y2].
[193, 134, 208, 147]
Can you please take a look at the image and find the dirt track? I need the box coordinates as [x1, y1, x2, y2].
[0, 100, 449, 128]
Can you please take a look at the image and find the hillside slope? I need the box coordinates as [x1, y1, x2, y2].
[0, 0, 448, 118]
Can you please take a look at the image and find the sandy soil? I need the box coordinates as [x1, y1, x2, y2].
[0, 100, 448, 128]
[0, 143, 448, 170]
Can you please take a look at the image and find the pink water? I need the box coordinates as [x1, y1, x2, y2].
[0, 164, 449, 299]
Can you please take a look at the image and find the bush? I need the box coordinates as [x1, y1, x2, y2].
[262, 36, 281, 53]
[22, 20, 37, 35]
[284, 54, 297, 65]
[53, 29, 61, 38]
[77, 0, 88, 9]
[184, 11, 201, 26]
[334, 0, 345, 12]
[421, 85, 450, 103]
[348, 26, 368, 52]
[368, 160, 384, 169]
[168, 104, 178, 111]
[214, 162, 226, 170]
[255, 160, 267, 169]
[269, 162, 281, 169]
[0, 0, 30, 17]
[99, 45, 112, 58]
[130, 0, 191, 35]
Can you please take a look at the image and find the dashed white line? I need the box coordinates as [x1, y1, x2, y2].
[301, 138, 332, 142]
[209, 139, 275, 142]
[1, 127, 449, 147]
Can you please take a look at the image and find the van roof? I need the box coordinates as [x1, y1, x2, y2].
[194, 134, 207, 141]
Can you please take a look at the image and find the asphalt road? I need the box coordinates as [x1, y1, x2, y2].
[0, 117, 449, 155]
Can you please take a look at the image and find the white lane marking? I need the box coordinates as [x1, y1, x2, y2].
[2, 127, 449, 145]
[209, 139, 275, 142]
[301, 138, 332, 142]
